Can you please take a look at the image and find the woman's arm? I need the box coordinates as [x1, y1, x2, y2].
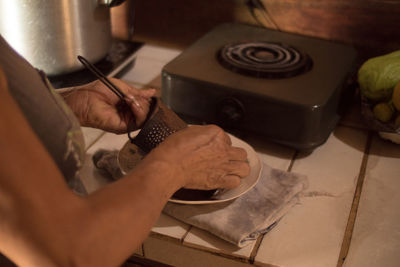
[0, 69, 249, 266]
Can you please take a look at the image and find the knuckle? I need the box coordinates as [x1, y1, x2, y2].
[229, 147, 247, 160]
[206, 124, 224, 134]
[235, 161, 250, 177]
[237, 147, 248, 158]
[243, 162, 251, 176]
[223, 176, 241, 189]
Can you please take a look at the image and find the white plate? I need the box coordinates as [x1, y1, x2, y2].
[118, 133, 262, 205]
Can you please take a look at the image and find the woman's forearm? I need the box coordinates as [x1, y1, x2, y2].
[77, 159, 182, 266]
[0, 84, 181, 266]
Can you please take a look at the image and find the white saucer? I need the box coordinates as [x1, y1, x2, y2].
[118, 133, 262, 205]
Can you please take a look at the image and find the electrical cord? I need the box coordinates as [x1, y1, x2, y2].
[246, 0, 266, 28]
[128, 0, 136, 40]
[246, 0, 280, 31]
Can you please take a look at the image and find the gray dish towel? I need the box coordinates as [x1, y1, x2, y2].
[163, 163, 307, 247]
[93, 150, 308, 247]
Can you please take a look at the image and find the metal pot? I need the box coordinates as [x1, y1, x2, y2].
[0, 0, 125, 76]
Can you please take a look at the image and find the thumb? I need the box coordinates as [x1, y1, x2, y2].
[125, 95, 149, 128]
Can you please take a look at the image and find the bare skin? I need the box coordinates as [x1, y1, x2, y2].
[0, 68, 250, 266]
[60, 78, 156, 133]
[150, 126, 250, 189]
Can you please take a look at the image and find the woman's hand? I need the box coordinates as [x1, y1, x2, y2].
[61, 79, 156, 133]
[143, 125, 251, 190]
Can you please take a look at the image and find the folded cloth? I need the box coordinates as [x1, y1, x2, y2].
[92, 149, 124, 180]
[163, 163, 308, 247]
[93, 150, 308, 247]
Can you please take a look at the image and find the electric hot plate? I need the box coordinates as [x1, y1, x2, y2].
[161, 23, 357, 150]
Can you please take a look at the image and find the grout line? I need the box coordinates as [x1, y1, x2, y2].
[287, 150, 299, 172]
[249, 149, 298, 263]
[336, 131, 373, 267]
[180, 225, 192, 243]
[249, 235, 265, 264]
[141, 243, 145, 258]
[182, 243, 253, 264]
[84, 131, 107, 152]
[148, 232, 184, 246]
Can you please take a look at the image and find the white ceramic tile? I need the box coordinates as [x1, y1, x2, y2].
[86, 132, 129, 152]
[255, 195, 354, 267]
[81, 127, 105, 150]
[122, 57, 165, 87]
[255, 126, 368, 267]
[144, 236, 253, 267]
[151, 213, 190, 240]
[122, 81, 144, 89]
[343, 135, 400, 267]
[146, 73, 163, 90]
[121, 45, 182, 88]
[183, 227, 255, 259]
[293, 126, 368, 195]
[137, 45, 182, 63]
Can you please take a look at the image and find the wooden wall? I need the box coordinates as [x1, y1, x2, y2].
[111, 0, 400, 65]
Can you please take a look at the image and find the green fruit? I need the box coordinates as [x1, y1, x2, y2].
[393, 81, 400, 111]
[358, 50, 400, 101]
[373, 102, 394, 122]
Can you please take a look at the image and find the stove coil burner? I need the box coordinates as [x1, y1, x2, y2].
[217, 42, 313, 79]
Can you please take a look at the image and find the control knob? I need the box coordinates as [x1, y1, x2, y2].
[216, 97, 245, 127]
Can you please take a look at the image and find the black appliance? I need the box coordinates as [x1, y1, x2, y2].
[161, 23, 357, 150]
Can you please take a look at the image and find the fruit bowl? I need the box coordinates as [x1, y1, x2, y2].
[360, 95, 400, 144]
[361, 96, 400, 132]
[357, 50, 400, 143]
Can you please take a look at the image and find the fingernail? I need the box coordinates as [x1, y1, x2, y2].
[126, 94, 142, 109]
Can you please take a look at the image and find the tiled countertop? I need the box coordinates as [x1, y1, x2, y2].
[79, 44, 400, 267]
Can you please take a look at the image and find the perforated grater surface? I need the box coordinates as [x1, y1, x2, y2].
[130, 97, 188, 153]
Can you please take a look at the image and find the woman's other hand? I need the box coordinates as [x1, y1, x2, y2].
[142, 125, 251, 190]
[62, 78, 156, 133]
